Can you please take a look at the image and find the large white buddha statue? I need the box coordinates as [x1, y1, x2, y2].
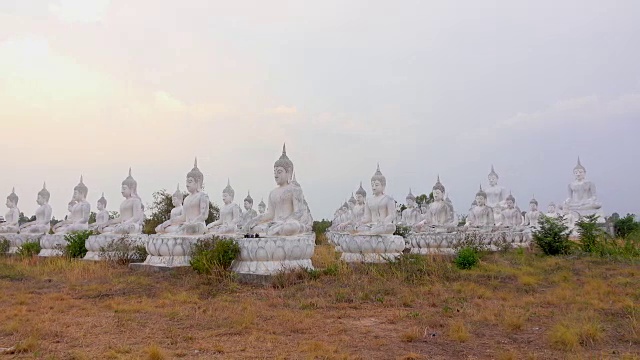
[248, 144, 312, 236]
[208, 180, 242, 234]
[173, 159, 210, 235]
[239, 191, 258, 230]
[155, 185, 184, 234]
[353, 165, 396, 235]
[20, 183, 52, 234]
[465, 185, 495, 231]
[0, 188, 20, 233]
[414, 176, 456, 232]
[564, 158, 603, 218]
[52, 176, 91, 234]
[89, 193, 110, 231]
[523, 197, 543, 229]
[401, 189, 420, 226]
[98, 169, 144, 234]
[497, 194, 524, 229]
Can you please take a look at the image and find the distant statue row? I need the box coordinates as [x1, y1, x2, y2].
[0, 144, 313, 238]
[330, 158, 603, 235]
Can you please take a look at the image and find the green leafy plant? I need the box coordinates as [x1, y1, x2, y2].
[190, 237, 240, 275]
[454, 247, 479, 270]
[576, 214, 605, 253]
[0, 238, 10, 254]
[533, 215, 572, 256]
[393, 225, 412, 239]
[63, 230, 93, 258]
[613, 214, 639, 239]
[17, 241, 41, 258]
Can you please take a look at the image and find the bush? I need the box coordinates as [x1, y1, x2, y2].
[0, 238, 10, 254]
[394, 225, 412, 239]
[454, 247, 479, 270]
[17, 241, 41, 258]
[533, 215, 572, 256]
[576, 214, 606, 253]
[614, 214, 639, 239]
[99, 236, 148, 264]
[63, 230, 93, 259]
[190, 237, 241, 275]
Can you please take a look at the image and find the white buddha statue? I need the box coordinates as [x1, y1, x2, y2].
[89, 193, 110, 231]
[0, 188, 20, 233]
[546, 202, 560, 219]
[497, 194, 524, 229]
[564, 158, 603, 217]
[485, 165, 509, 224]
[414, 176, 456, 232]
[465, 185, 495, 231]
[155, 185, 184, 234]
[352, 182, 367, 224]
[561, 203, 578, 235]
[174, 159, 210, 235]
[98, 169, 144, 234]
[353, 164, 396, 235]
[258, 199, 266, 215]
[20, 183, 52, 234]
[239, 191, 258, 231]
[52, 176, 91, 234]
[348, 193, 356, 213]
[248, 144, 312, 236]
[401, 189, 420, 226]
[334, 201, 352, 231]
[523, 197, 543, 229]
[208, 180, 242, 234]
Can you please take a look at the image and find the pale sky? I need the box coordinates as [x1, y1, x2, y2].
[1, 0, 638, 220]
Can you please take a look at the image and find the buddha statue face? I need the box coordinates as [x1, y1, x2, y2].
[172, 195, 182, 207]
[97, 201, 105, 211]
[433, 189, 444, 201]
[506, 199, 515, 209]
[222, 192, 233, 205]
[355, 194, 365, 205]
[548, 204, 556, 213]
[274, 166, 289, 186]
[371, 180, 384, 196]
[5, 199, 15, 209]
[121, 184, 132, 198]
[573, 168, 586, 181]
[244, 200, 252, 211]
[258, 203, 266, 214]
[73, 189, 84, 202]
[406, 198, 415, 207]
[530, 202, 537, 212]
[67, 201, 75, 212]
[488, 174, 498, 186]
[186, 177, 199, 194]
[475, 195, 486, 207]
[37, 195, 46, 206]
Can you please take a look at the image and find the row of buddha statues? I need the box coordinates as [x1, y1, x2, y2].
[0, 145, 314, 238]
[330, 158, 603, 235]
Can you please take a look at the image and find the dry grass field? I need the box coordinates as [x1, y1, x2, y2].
[1, 240, 639, 359]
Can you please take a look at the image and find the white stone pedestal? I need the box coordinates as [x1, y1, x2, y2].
[39, 234, 68, 257]
[0, 234, 45, 254]
[332, 233, 405, 263]
[231, 234, 316, 275]
[131, 234, 211, 269]
[407, 232, 461, 255]
[407, 230, 530, 254]
[84, 234, 148, 261]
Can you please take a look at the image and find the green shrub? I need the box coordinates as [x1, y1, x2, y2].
[63, 230, 93, 258]
[454, 247, 479, 270]
[614, 214, 639, 239]
[533, 215, 572, 256]
[17, 241, 41, 258]
[190, 237, 240, 275]
[576, 214, 606, 253]
[0, 238, 10, 253]
[99, 236, 148, 264]
[393, 225, 412, 238]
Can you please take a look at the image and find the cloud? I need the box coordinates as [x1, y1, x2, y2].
[49, 0, 111, 23]
[266, 105, 298, 114]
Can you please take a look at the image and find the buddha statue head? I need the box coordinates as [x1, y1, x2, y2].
[258, 198, 266, 214]
[37, 182, 50, 205]
[505, 193, 516, 209]
[475, 185, 487, 207]
[433, 175, 446, 202]
[6, 188, 18, 208]
[186, 158, 204, 194]
[121, 168, 139, 199]
[529, 196, 538, 211]
[348, 193, 356, 209]
[573, 157, 586, 181]
[355, 182, 367, 204]
[548, 202, 556, 213]
[73, 175, 88, 201]
[244, 191, 253, 211]
[274, 144, 294, 186]
[488, 165, 500, 186]
[406, 189, 416, 207]
[97, 193, 107, 211]
[222, 179, 235, 205]
[341, 201, 349, 212]
[370, 164, 386, 196]
[172, 184, 184, 207]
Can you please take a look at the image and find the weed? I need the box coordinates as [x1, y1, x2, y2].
[63, 230, 93, 258]
[146, 344, 165, 360]
[533, 215, 572, 255]
[454, 247, 479, 270]
[447, 319, 470, 342]
[16, 241, 41, 258]
[99, 235, 148, 264]
[190, 237, 240, 276]
[0, 238, 10, 253]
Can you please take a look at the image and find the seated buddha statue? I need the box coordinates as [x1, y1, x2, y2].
[334, 201, 352, 231]
[208, 180, 242, 234]
[485, 165, 509, 224]
[52, 176, 91, 234]
[0, 188, 20, 233]
[247, 144, 312, 236]
[564, 158, 602, 215]
[239, 191, 258, 230]
[353, 164, 396, 235]
[98, 169, 144, 234]
[348, 193, 356, 214]
[497, 194, 524, 230]
[89, 193, 110, 231]
[20, 183, 52, 234]
[400, 189, 420, 226]
[155, 185, 184, 234]
[465, 185, 495, 231]
[414, 176, 456, 232]
[546, 202, 560, 219]
[173, 159, 210, 235]
[352, 183, 367, 224]
[523, 196, 543, 229]
[258, 198, 266, 215]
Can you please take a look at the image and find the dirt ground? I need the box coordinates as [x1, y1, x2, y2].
[0, 246, 638, 359]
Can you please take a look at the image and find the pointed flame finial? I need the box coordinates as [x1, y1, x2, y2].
[282, 143, 287, 155]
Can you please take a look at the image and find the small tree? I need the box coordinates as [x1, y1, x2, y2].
[576, 214, 605, 253]
[533, 215, 572, 255]
[613, 214, 639, 239]
[312, 219, 331, 235]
